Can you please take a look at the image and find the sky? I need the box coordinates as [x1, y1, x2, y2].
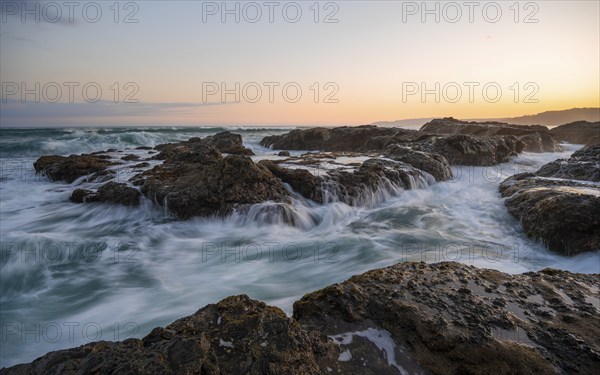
[1, 0, 599, 126]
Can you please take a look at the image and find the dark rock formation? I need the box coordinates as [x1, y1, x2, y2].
[277, 151, 291, 157]
[415, 134, 523, 166]
[324, 159, 434, 205]
[384, 145, 452, 181]
[4, 262, 599, 375]
[500, 145, 600, 255]
[260, 125, 422, 152]
[420, 117, 562, 152]
[70, 182, 141, 207]
[138, 154, 288, 219]
[535, 145, 600, 182]
[121, 154, 140, 161]
[261, 157, 438, 205]
[260, 124, 528, 166]
[154, 131, 254, 162]
[2, 295, 339, 375]
[260, 161, 323, 203]
[294, 262, 600, 375]
[33, 155, 117, 183]
[550, 121, 600, 146]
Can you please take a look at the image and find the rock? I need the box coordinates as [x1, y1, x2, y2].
[420, 117, 562, 152]
[70, 182, 141, 207]
[121, 154, 140, 161]
[205, 131, 255, 155]
[260, 161, 323, 203]
[278, 151, 291, 157]
[138, 155, 288, 219]
[500, 145, 600, 254]
[383, 145, 452, 181]
[262, 157, 436, 205]
[415, 134, 523, 166]
[5, 262, 598, 374]
[550, 121, 600, 146]
[261, 125, 529, 166]
[130, 162, 150, 169]
[135, 146, 153, 150]
[154, 132, 254, 162]
[294, 262, 600, 375]
[70, 188, 95, 203]
[260, 125, 422, 152]
[1, 295, 339, 375]
[324, 159, 435, 205]
[33, 155, 117, 183]
[535, 145, 600, 182]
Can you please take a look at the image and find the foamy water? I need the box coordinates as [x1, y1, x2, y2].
[0, 127, 598, 368]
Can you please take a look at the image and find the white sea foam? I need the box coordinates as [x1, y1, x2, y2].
[0, 129, 598, 368]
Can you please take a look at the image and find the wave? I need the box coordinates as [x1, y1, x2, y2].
[0, 126, 296, 158]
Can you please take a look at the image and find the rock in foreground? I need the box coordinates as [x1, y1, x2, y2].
[500, 145, 600, 255]
[3, 262, 598, 374]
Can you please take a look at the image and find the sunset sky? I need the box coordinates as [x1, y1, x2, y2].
[1, 0, 599, 126]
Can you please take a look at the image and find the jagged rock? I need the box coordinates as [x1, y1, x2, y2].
[278, 151, 291, 157]
[415, 134, 523, 166]
[262, 157, 435, 205]
[500, 145, 600, 254]
[550, 121, 600, 145]
[130, 162, 150, 169]
[33, 155, 117, 183]
[121, 154, 140, 161]
[205, 131, 255, 155]
[294, 262, 600, 375]
[154, 132, 254, 162]
[1, 295, 339, 375]
[138, 155, 288, 219]
[383, 145, 452, 181]
[70, 182, 141, 207]
[261, 125, 528, 166]
[260, 125, 422, 152]
[4, 263, 598, 374]
[324, 159, 434, 205]
[420, 117, 562, 152]
[535, 145, 600, 182]
[260, 161, 323, 203]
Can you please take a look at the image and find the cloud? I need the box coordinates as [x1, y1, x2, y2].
[0, 100, 231, 126]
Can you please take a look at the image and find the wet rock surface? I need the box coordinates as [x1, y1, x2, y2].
[500, 145, 600, 255]
[4, 262, 598, 375]
[413, 134, 523, 166]
[383, 145, 452, 181]
[138, 154, 288, 219]
[535, 144, 600, 182]
[153, 131, 254, 162]
[261, 152, 442, 205]
[260, 125, 421, 152]
[420, 118, 562, 152]
[550, 121, 600, 146]
[33, 154, 118, 183]
[260, 124, 530, 166]
[70, 182, 141, 207]
[294, 262, 600, 375]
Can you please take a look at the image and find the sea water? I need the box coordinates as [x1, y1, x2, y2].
[0, 126, 598, 367]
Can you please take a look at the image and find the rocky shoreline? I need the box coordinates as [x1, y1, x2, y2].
[11, 119, 600, 373]
[2, 262, 598, 374]
[32, 119, 600, 255]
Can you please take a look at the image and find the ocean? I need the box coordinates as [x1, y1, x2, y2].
[1, 126, 598, 368]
